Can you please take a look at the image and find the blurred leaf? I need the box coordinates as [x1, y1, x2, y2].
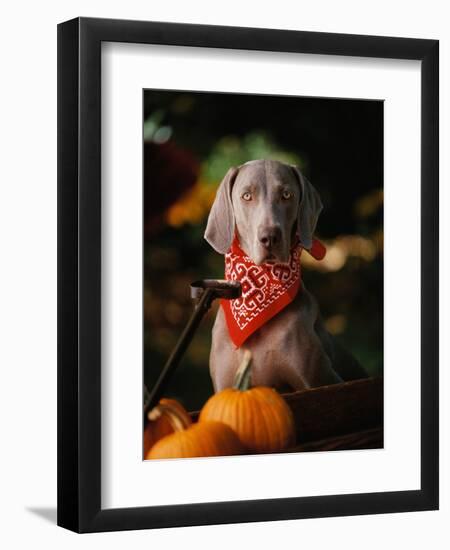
[202, 132, 303, 183]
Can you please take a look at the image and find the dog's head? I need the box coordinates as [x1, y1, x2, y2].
[204, 159, 323, 265]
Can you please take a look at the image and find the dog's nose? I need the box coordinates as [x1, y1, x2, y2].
[258, 226, 281, 249]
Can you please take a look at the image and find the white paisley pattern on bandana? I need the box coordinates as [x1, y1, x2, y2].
[220, 237, 302, 347]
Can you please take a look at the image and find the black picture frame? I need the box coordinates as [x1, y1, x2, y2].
[57, 17, 439, 533]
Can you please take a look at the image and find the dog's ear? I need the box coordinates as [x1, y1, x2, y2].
[291, 166, 323, 250]
[204, 166, 239, 254]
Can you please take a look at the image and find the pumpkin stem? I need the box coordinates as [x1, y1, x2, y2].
[233, 350, 252, 391]
[147, 402, 189, 433]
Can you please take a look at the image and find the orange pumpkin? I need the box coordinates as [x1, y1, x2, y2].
[146, 413, 244, 460]
[143, 398, 192, 456]
[199, 351, 296, 453]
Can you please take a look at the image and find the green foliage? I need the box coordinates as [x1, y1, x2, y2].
[202, 132, 303, 183]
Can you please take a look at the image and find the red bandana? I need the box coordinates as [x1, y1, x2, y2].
[220, 237, 326, 347]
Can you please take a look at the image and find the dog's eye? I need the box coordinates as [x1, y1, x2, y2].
[242, 192, 252, 201]
[282, 191, 292, 200]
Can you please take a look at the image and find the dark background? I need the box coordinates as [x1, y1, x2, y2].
[143, 90, 383, 411]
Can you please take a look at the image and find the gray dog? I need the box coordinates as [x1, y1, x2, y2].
[204, 159, 366, 392]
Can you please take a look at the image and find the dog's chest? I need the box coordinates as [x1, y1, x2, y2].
[239, 302, 302, 388]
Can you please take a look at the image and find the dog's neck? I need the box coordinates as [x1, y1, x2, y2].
[221, 236, 303, 347]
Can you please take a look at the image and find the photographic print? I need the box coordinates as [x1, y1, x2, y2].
[142, 90, 384, 460]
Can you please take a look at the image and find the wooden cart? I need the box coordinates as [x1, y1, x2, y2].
[191, 377, 383, 453]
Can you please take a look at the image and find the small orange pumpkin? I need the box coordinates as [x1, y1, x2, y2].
[146, 409, 244, 460]
[143, 398, 192, 456]
[199, 351, 296, 453]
